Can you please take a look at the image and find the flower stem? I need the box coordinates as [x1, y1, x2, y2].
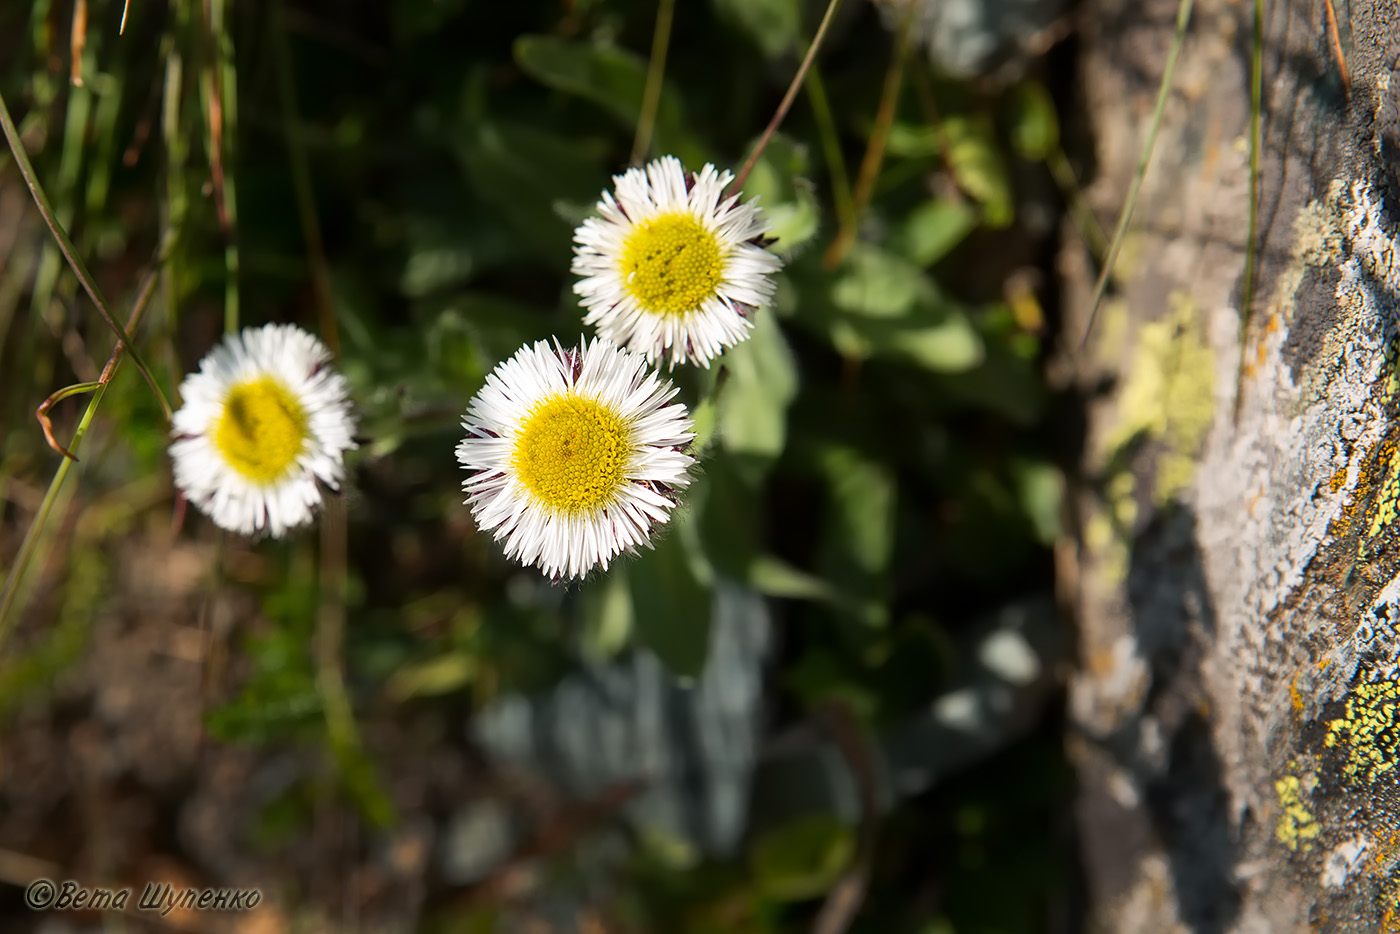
[731, 0, 845, 194]
[1079, 0, 1194, 348]
[823, 0, 916, 269]
[631, 0, 676, 164]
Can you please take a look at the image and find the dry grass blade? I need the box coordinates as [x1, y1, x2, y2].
[36, 381, 102, 460]
[1078, 0, 1194, 349]
[731, 0, 846, 194]
[0, 262, 162, 656]
[822, 0, 915, 269]
[69, 0, 88, 87]
[0, 90, 172, 420]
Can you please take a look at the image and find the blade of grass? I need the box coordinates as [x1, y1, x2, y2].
[1232, 0, 1263, 423]
[28, 48, 93, 367]
[161, 25, 189, 385]
[630, 0, 675, 164]
[0, 91, 172, 420]
[731, 0, 845, 193]
[822, 0, 916, 269]
[1078, 0, 1194, 348]
[805, 64, 854, 232]
[0, 263, 162, 656]
[201, 0, 240, 334]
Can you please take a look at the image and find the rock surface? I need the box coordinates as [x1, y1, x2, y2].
[1066, 0, 1400, 930]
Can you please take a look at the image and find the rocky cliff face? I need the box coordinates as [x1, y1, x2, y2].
[1066, 0, 1400, 929]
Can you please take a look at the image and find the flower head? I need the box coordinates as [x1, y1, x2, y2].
[456, 337, 695, 580]
[571, 155, 782, 369]
[169, 323, 355, 537]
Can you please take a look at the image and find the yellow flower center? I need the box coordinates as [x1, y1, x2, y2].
[619, 212, 724, 315]
[211, 376, 310, 483]
[512, 393, 633, 512]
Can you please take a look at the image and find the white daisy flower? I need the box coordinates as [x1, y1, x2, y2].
[456, 337, 695, 581]
[571, 155, 783, 369]
[169, 323, 356, 538]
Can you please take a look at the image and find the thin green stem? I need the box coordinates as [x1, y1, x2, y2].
[0, 90, 172, 420]
[0, 265, 162, 656]
[805, 64, 854, 232]
[731, 0, 845, 193]
[823, 0, 915, 269]
[1079, 0, 1194, 348]
[631, 0, 675, 164]
[203, 0, 240, 334]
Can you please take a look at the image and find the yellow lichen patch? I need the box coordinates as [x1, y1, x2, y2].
[1100, 291, 1216, 507]
[1368, 442, 1400, 537]
[1291, 672, 1306, 714]
[1274, 773, 1321, 852]
[512, 392, 634, 513]
[1325, 680, 1400, 784]
[1330, 466, 1350, 494]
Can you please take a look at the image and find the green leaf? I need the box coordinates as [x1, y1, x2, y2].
[384, 653, 476, 701]
[630, 512, 712, 679]
[880, 313, 983, 372]
[831, 245, 926, 318]
[884, 121, 943, 158]
[824, 247, 984, 372]
[457, 122, 603, 260]
[1011, 459, 1064, 545]
[330, 732, 398, 829]
[896, 199, 979, 267]
[747, 555, 842, 603]
[943, 116, 1013, 228]
[818, 444, 896, 626]
[739, 134, 820, 254]
[690, 394, 719, 453]
[763, 187, 820, 255]
[578, 565, 635, 661]
[711, 0, 802, 59]
[718, 307, 799, 472]
[752, 814, 855, 902]
[1007, 81, 1059, 162]
[512, 35, 696, 160]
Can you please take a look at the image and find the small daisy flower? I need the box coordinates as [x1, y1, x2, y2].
[169, 323, 356, 537]
[571, 155, 783, 369]
[456, 337, 695, 581]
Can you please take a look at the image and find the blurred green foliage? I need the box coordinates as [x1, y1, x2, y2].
[0, 0, 1077, 929]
